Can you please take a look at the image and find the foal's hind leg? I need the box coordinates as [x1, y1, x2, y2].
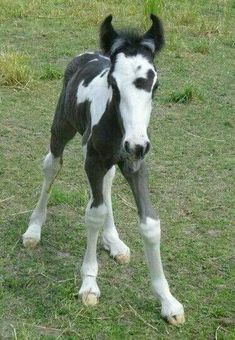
[23, 121, 76, 248]
[22, 152, 62, 248]
[102, 166, 130, 263]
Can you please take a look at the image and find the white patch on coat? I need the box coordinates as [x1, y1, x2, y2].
[112, 53, 157, 148]
[139, 217, 161, 244]
[77, 68, 111, 127]
[77, 52, 95, 57]
[99, 54, 110, 60]
[88, 58, 99, 63]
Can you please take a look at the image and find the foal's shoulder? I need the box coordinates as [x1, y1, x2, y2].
[64, 52, 110, 86]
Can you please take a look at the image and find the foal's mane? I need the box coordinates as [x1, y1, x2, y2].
[109, 29, 153, 58]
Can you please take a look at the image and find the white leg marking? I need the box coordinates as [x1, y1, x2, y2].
[79, 202, 107, 305]
[22, 152, 62, 248]
[102, 166, 130, 263]
[140, 218, 185, 325]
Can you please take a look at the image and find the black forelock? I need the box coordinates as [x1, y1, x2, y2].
[118, 29, 143, 46]
[110, 29, 154, 61]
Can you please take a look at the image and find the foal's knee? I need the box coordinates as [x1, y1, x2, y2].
[85, 203, 108, 229]
[43, 152, 61, 178]
[139, 217, 161, 244]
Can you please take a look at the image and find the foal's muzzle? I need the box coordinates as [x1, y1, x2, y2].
[124, 140, 150, 159]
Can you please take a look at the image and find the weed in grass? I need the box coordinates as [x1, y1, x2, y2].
[0, 51, 32, 88]
[166, 85, 197, 104]
[39, 64, 62, 80]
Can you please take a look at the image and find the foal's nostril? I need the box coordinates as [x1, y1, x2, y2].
[135, 144, 145, 159]
[124, 141, 131, 154]
[124, 141, 150, 158]
[135, 142, 150, 159]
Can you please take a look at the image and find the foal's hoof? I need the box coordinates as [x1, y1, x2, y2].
[166, 313, 185, 326]
[115, 253, 130, 264]
[161, 297, 185, 326]
[22, 236, 40, 249]
[102, 236, 130, 264]
[82, 293, 98, 306]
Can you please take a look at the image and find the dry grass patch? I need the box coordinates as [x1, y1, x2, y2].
[0, 51, 33, 88]
[193, 19, 224, 37]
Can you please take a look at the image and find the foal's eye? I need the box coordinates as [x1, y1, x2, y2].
[134, 77, 147, 89]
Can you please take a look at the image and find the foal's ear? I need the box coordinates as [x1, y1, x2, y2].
[100, 15, 119, 55]
[142, 14, 165, 55]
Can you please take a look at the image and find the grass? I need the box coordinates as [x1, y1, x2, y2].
[39, 64, 63, 80]
[0, 51, 33, 88]
[144, 0, 164, 13]
[191, 38, 211, 54]
[166, 86, 194, 104]
[0, 0, 234, 338]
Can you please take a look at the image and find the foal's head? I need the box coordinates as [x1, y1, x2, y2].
[100, 14, 164, 161]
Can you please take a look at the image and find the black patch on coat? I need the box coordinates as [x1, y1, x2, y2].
[133, 69, 155, 92]
[85, 151, 107, 208]
[82, 58, 110, 87]
[64, 53, 97, 86]
[90, 100, 123, 169]
[50, 117, 76, 158]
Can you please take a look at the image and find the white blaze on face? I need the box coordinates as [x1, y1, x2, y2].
[112, 53, 157, 149]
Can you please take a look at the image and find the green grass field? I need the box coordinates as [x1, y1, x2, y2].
[0, 0, 234, 338]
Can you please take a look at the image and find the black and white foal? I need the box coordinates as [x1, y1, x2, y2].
[23, 15, 185, 325]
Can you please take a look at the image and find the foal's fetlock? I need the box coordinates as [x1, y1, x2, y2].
[102, 234, 130, 264]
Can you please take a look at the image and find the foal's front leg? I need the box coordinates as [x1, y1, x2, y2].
[79, 155, 107, 306]
[119, 161, 185, 325]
